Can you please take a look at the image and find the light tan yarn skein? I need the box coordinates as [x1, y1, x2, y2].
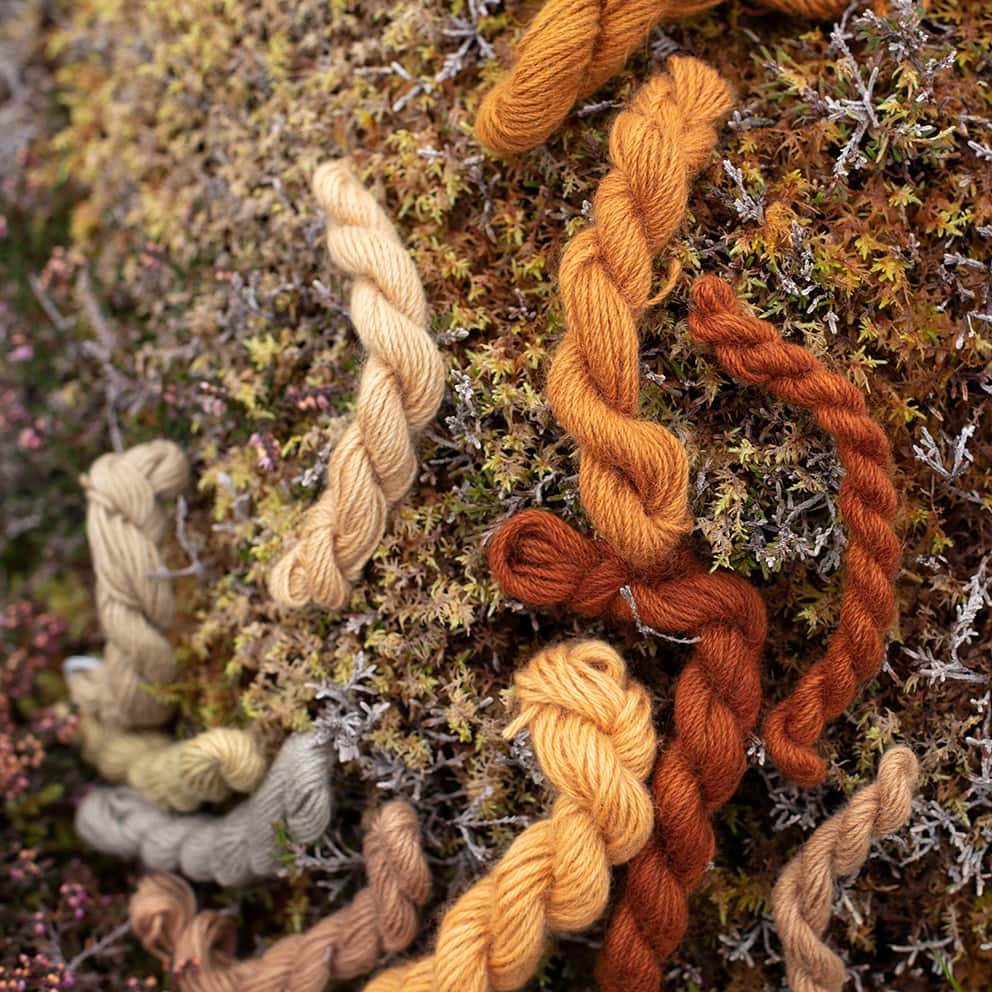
[67, 440, 189, 728]
[269, 161, 447, 610]
[772, 747, 920, 992]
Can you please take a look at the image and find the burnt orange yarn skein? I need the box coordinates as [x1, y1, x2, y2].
[689, 276, 901, 788]
[476, 0, 853, 155]
[547, 56, 733, 570]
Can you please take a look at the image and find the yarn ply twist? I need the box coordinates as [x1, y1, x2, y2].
[689, 276, 901, 787]
[75, 733, 332, 885]
[131, 801, 431, 991]
[476, 0, 851, 154]
[772, 747, 919, 991]
[546, 58, 732, 571]
[79, 716, 267, 813]
[269, 161, 446, 610]
[361, 640, 657, 992]
[488, 514, 766, 990]
[67, 440, 189, 728]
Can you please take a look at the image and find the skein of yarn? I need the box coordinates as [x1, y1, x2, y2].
[130, 801, 432, 992]
[772, 747, 919, 991]
[489, 515, 766, 990]
[475, 0, 851, 154]
[79, 715, 267, 813]
[269, 160, 447, 610]
[67, 440, 189, 728]
[75, 732, 332, 886]
[546, 55, 732, 570]
[689, 276, 901, 787]
[361, 640, 657, 992]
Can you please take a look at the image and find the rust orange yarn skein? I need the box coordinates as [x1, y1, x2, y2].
[689, 276, 901, 787]
[546, 55, 733, 571]
[476, 0, 853, 155]
[489, 516, 766, 991]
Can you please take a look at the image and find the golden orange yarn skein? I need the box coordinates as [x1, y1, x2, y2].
[547, 55, 733, 571]
[476, 0, 854, 154]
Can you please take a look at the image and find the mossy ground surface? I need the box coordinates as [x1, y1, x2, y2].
[1, 0, 990, 989]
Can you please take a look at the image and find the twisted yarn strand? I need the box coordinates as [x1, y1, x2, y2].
[547, 58, 732, 570]
[75, 732, 332, 885]
[269, 161, 446, 610]
[690, 276, 901, 787]
[476, 0, 851, 154]
[131, 801, 431, 991]
[67, 440, 189, 728]
[488, 513, 766, 990]
[772, 747, 919, 991]
[79, 716, 267, 813]
[361, 640, 657, 992]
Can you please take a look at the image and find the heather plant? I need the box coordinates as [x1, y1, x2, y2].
[0, 0, 990, 988]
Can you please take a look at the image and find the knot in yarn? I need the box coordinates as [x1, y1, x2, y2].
[546, 58, 732, 571]
[79, 716, 267, 812]
[68, 440, 189, 729]
[361, 640, 656, 992]
[130, 801, 431, 992]
[772, 747, 919, 992]
[475, 0, 850, 155]
[506, 641, 658, 864]
[489, 509, 631, 615]
[690, 276, 901, 787]
[269, 161, 446, 610]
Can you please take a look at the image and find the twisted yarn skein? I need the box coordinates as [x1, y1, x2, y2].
[546, 57, 732, 571]
[79, 716, 267, 813]
[269, 161, 447, 610]
[689, 276, 901, 787]
[131, 801, 431, 991]
[67, 440, 189, 728]
[488, 514, 766, 990]
[772, 747, 919, 991]
[476, 0, 852, 154]
[361, 640, 657, 992]
[75, 732, 332, 886]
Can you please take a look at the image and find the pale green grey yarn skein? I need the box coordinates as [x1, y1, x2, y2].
[75, 733, 332, 885]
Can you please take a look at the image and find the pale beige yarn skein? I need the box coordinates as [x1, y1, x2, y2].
[772, 747, 920, 992]
[269, 161, 446, 610]
[67, 440, 189, 728]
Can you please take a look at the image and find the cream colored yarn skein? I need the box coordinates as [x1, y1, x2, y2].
[269, 161, 446, 610]
[67, 440, 189, 728]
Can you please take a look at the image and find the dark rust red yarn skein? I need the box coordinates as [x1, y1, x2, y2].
[689, 276, 901, 788]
